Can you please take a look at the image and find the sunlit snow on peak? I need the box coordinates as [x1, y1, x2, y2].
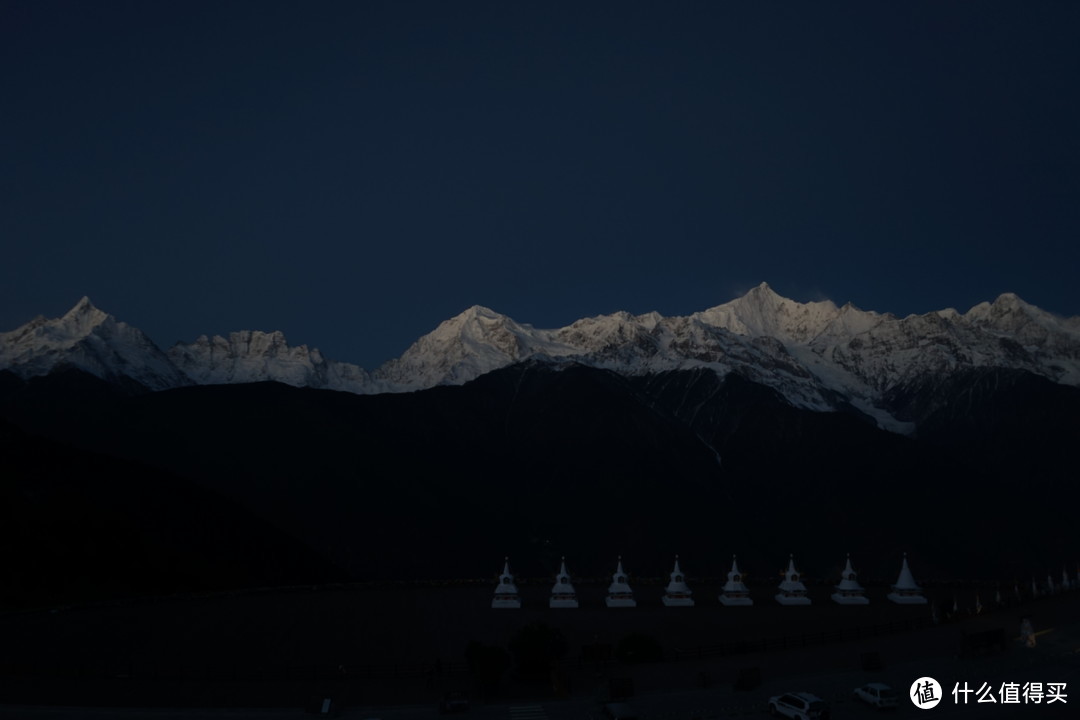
[4, 286, 1079, 433]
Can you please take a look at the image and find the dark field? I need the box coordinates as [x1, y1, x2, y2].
[4, 579, 1071, 709]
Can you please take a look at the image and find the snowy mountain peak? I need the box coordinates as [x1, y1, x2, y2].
[0, 297, 189, 391]
[966, 292, 1032, 316]
[636, 310, 664, 331]
[434, 305, 517, 338]
[168, 331, 369, 392]
[65, 295, 105, 318]
[692, 285, 841, 344]
[725, 282, 789, 317]
[52, 296, 113, 338]
[956, 293, 1079, 373]
[994, 292, 1025, 306]
[749, 280, 780, 298]
[375, 305, 579, 388]
[4, 286, 1080, 434]
[461, 304, 503, 319]
[554, 311, 653, 353]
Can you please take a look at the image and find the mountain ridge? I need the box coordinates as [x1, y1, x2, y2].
[3, 285, 1079, 433]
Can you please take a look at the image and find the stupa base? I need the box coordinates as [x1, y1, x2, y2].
[887, 592, 927, 605]
[662, 596, 695, 607]
[605, 597, 637, 608]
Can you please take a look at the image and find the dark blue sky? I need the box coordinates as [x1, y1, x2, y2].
[3, 1, 1078, 369]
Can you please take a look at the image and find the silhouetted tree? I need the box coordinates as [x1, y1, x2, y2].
[464, 640, 510, 692]
[508, 622, 567, 676]
[616, 632, 663, 663]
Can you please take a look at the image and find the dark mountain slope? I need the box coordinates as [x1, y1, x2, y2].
[1, 363, 1076, 596]
[0, 364, 728, 581]
[0, 419, 345, 609]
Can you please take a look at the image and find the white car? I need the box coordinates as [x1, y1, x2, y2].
[854, 683, 900, 709]
[768, 692, 830, 719]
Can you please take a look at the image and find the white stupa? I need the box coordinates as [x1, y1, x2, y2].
[605, 556, 637, 608]
[491, 556, 522, 609]
[776, 554, 811, 605]
[718, 555, 753, 606]
[662, 555, 695, 607]
[886, 553, 927, 604]
[549, 557, 579, 608]
[831, 554, 869, 605]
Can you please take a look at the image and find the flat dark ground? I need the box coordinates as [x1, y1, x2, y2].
[5, 579, 1073, 709]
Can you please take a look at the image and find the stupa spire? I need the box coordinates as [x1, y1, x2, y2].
[549, 556, 579, 608]
[491, 556, 521, 609]
[831, 552, 868, 605]
[662, 554, 694, 607]
[605, 555, 636, 608]
[887, 552, 927, 604]
[776, 553, 811, 605]
[719, 553, 753, 606]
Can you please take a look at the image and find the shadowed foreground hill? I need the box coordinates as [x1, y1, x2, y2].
[0, 418, 344, 608]
[1, 364, 728, 584]
[1, 362, 1077, 604]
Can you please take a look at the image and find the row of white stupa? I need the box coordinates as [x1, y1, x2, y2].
[492, 553, 929, 609]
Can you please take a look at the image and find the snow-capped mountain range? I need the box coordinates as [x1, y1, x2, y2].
[0, 297, 191, 392]
[3, 284, 1079, 433]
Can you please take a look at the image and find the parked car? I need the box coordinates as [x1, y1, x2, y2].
[768, 692, 830, 719]
[854, 683, 899, 709]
